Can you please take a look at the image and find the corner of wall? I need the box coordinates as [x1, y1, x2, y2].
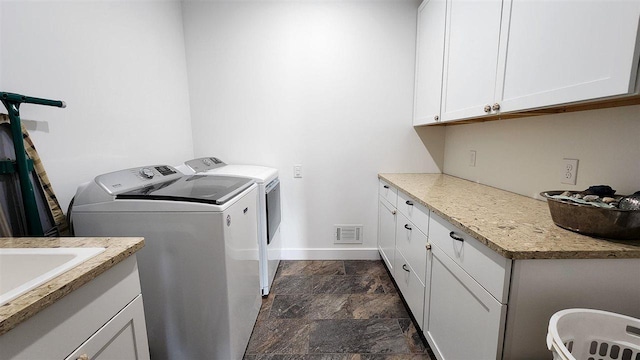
[414, 125, 446, 172]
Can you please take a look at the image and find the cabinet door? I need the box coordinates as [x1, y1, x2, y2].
[440, 0, 503, 122]
[424, 245, 505, 360]
[496, 0, 640, 113]
[65, 295, 150, 360]
[413, 0, 447, 125]
[378, 197, 396, 272]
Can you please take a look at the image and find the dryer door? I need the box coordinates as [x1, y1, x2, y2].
[265, 179, 281, 244]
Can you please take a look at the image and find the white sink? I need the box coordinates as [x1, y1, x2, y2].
[0, 247, 106, 306]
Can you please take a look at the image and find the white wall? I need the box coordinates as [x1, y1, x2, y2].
[182, 0, 441, 258]
[443, 105, 640, 199]
[0, 0, 194, 210]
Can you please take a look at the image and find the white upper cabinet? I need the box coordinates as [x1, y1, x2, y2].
[495, 0, 640, 113]
[422, 0, 640, 123]
[413, 0, 447, 125]
[440, 0, 503, 122]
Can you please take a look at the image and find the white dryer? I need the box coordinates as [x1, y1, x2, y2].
[71, 165, 261, 360]
[177, 157, 281, 296]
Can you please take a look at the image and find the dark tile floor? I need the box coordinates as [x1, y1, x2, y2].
[244, 260, 434, 360]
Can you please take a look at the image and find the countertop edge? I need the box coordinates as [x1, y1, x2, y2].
[0, 237, 144, 336]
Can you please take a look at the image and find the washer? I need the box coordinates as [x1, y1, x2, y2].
[177, 157, 281, 296]
[72, 165, 261, 360]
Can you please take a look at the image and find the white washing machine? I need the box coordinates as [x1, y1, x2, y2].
[177, 157, 281, 296]
[71, 165, 261, 360]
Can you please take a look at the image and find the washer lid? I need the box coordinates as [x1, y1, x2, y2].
[116, 175, 254, 205]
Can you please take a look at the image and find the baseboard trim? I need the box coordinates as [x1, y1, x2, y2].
[280, 248, 381, 260]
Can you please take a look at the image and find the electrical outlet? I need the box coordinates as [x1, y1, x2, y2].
[561, 158, 578, 185]
[293, 164, 302, 178]
[469, 150, 477, 167]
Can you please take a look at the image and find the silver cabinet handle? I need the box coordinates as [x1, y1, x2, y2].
[492, 103, 501, 111]
[426, 243, 432, 250]
[484, 104, 492, 113]
[392, 210, 397, 215]
[404, 224, 412, 231]
[405, 200, 413, 206]
[402, 264, 410, 272]
[434, 115, 440, 121]
[383, 185, 389, 189]
[449, 231, 464, 242]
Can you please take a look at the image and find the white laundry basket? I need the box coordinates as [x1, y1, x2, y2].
[547, 308, 640, 360]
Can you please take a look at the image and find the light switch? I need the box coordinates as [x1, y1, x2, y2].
[293, 164, 302, 178]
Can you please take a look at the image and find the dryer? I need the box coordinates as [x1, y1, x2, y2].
[177, 157, 281, 296]
[72, 165, 260, 360]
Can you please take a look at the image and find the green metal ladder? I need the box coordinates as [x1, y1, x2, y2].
[1, 92, 66, 236]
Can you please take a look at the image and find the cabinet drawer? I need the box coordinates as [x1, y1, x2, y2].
[425, 245, 505, 360]
[428, 212, 511, 303]
[379, 180, 398, 207]
[394, 250, 425, 330]
[396, 212, 427, 284]
[397, 191, 429, 234]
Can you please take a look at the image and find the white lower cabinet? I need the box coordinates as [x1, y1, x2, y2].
[0, 256, 150, 360]
[424, 213, 509, 360]
[425, 244, 505, 360]
[378, 177, 640, 359]
[421, 211, 640, 360]
[378, 181, 429, 330]
[379, 182, 507, 358]
[65, 295, 149, 360]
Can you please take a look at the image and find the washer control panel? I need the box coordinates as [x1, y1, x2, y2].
[95, 165, 182, 195]
[139, 167, 155, 179]
[184, 157, 226, 173]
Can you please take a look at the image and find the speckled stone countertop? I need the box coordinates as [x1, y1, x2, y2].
[0, 237, 144, 336]
[379, 173, 640, 260]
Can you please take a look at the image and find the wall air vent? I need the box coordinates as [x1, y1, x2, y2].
[333, 225, 364, 244]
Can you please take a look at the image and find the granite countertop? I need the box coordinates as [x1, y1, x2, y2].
[378, 173, 640, 260]
[0, 237, 144, 336]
